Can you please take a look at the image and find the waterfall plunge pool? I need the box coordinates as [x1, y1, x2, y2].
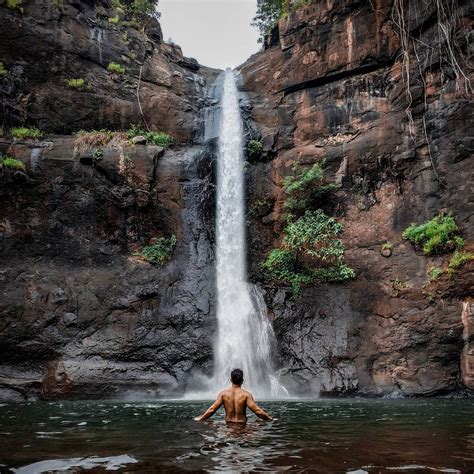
[1, 399, 473, 472]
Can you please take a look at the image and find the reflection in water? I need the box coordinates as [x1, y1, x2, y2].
[0, 400, 473, 472]
[196, 421, 295, 472]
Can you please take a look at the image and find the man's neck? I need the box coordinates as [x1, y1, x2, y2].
[231, 384, 242, 388]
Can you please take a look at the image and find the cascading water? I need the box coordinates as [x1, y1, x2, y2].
[209, 69, 287, 398]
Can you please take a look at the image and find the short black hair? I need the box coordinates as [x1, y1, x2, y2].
[231, 368, 243, 385]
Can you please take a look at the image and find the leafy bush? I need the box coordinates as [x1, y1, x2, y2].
[10, 127, 44, 140]
[249, 198, 273, 219]
[402, 213, 463, 255]
[261, 161, 353, 294]
[252, 0, 310, 43]
[262, 210, 355, 294]
[247, 140, 266, 161]
[65, 78, 92, 91]
[6, 0, 23, 10]
[0, 155, 25, 170]
[0, 62, 7, 77]
[107, 62, 126, 74]
[283, 163, 336, 215]
[135, 235, 177, 266]
[127, 125, 174, 148]
[448, 250, 474, 270]
[427, 267, 444, 282]
[108, 15, 120, 24]
[382, 242, 394, 251]
[284, 210, 345, 262]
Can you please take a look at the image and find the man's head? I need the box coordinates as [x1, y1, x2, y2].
[230, 368, 243, 386]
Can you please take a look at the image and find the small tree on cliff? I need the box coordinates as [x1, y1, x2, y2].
[252, 0, 287, 43]
[121, 0, 160, 18]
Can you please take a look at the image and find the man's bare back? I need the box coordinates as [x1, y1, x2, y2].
[194, 369, 273, 423]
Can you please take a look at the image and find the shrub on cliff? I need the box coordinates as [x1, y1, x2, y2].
[262, 210, 355, 294]
[107, 62, 126, 74]
[252, 0, 310, 43]
[0, 155, 25, 170]
[10, 127, 44, 140]
[127, 125, 174, 148]
[403, 213, 464, 255]
[135, 235, 177, 266]
[283, 163, 336, 216]
[65, 78, 92, 91]
[261, 162, 354, 294]
[247, 139, 267, 161]
[0, 62, 7, 78]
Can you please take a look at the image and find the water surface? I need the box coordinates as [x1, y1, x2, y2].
[1, 399, 473, 472]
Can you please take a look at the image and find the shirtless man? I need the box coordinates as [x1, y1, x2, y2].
[194, 368, 273, 423]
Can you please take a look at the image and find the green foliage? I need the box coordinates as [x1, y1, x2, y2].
[93, 148, 104, 161]
[247, 140, 266, 161]
[107, 62, 126, 74]
[252, 0, 283, 43]
[0, 155, 25, 170]
[6, 0, 23, 10]
[135, 235, 177, 266]
[382, 242, 394, 251]
[249, 198, 273, 219]
[262, 210, 355, 294]
[402, 213, 463, 255]
[284, 210, 345, 262]
[65, 78, 92, 91]
[10, 127, 44, 140]
[427, 267, 444, 282]
[0, 62, 7, 77]
[108, 15, 120, 24]
[127, 125, 174, 148]
[121, 0, 159, 17]
[262, 248, 355, 295]
[448, 250, 474, 270]
[283, 163, 336, 215]
[261, 161, 353, 294]
[252, 0, 310, 43]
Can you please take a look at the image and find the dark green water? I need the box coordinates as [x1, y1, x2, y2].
[0, 399, 473, 472]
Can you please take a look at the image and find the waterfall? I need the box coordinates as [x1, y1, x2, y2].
[210, 69, 287, 398]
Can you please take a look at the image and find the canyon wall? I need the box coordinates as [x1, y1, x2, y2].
[240, 0, 473, 395]
[0, 0, 472, 400]
[0, 0, 219, 399]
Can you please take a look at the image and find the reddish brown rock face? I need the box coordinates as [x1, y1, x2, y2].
[0, 0, 472, 399]
[240, 0, 473, 395]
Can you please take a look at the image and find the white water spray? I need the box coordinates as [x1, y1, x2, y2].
[209, 70, 287, 398]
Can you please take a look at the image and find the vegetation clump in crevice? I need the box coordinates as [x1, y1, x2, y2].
[127, 125, 174, 148]
[261, 162, 354, 294]
[247, 139, 267, 162]
[249, 198, 273, 219]
[448, 250, 474, 271]
[6, 0, 24, 11]
[282, 163, 336, 217]
[10, 127, 44, 140]
[135, 235, 177, 266]
[107, 62, 126, 74]
[402, 213, 464, 255]
[65, 78, 92, 91]
[0, 155, 25, 170]
[0, 62, 8, 78]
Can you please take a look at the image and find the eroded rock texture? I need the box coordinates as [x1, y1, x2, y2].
[240, 0, 473, 396]
[0, 1, 218, 399]
[0, 0, 472, 400]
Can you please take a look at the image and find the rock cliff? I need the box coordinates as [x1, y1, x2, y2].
[0, 0, 472, 400]
[240, 0, 473, 395]
[0, 0, 219, 399]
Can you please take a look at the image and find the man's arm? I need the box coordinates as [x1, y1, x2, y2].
[247, 393, 272, 421]
[194, 393, 224, 421]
